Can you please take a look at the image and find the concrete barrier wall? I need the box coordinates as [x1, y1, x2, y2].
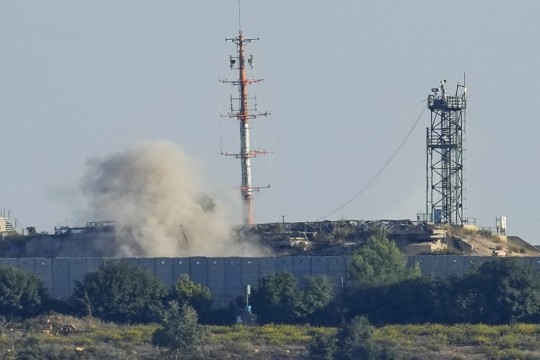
[4, 255, 540, 308]
[208, 258, 225, 307]
[155, 258, 173, 289]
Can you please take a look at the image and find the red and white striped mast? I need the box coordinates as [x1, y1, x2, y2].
[221, 3, 270, 225]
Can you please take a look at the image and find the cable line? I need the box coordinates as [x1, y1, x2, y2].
[315, 106, 427, 221]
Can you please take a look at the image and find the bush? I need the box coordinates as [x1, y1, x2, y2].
[348, 234, 420, 289]
[0, 266, 47, 319]
[451, 259, 540, 324]
[309, 333, 338, 360]
[169, 274, 213, 323]
[348, 276, 447, 325]
[295, 275, 335, 324]
[309, 316, 395, 360]
[152, 303, 205, 359]
[70, 261, 167, 324]
[338, 316, 375, 359]
[251, 273, 335, 324]
[251, 272, 298, 324]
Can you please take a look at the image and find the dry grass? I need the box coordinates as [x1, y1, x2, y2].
[3, 315, 540, 359]
[373, 323, 540, 359]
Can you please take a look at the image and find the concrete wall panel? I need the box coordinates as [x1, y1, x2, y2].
[292, 256, 311, 278]
[207, 258, 225, 308]
[137, 258, 155, 276]
[481, 256, 493, 265]
[224, 258, 242, 306]
[172, 258, 190, 282]
[69, 258, 87, 293]
[328, 256, 347, 288]
[447, 256, 465, 276]
[86, 258, 104, 273]
[328, 256, 347, 274]
[258, 258, 276, 279]
[155, 258, 173, 289]
[430, 257, 447, 277]
[411, 256, 430, 276]
[0, 258, 18, 268]
[17, 258, 35, 275]
[241, 258, 259, 289]
[311, 256, 329, 276]
[276, 256, 293, 273]
[532, 258, 540, 271]
[515, 257, 533, 267]
[407, 256, 419, 268]
[463, 257, 485, 273]
[52, 258, 70, 299]
[407, 255, 424, 267]
[34, 258, 53, 290]
[189, 257, 208, 286]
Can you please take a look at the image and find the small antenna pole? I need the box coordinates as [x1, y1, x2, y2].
[237, 0, 242, 32]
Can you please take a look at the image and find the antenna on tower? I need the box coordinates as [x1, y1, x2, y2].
[237, 0, 242, 32]
[220, 5, 271, 226]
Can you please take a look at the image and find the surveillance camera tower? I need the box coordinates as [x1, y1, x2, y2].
[426, 79, 467, 224]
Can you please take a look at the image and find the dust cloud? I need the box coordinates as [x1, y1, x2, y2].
[81, 140, 265, 257]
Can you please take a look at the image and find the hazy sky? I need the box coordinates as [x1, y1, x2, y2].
[1, 1, 538, 243]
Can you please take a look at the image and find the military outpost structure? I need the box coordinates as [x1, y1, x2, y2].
[0, 1, 535, 310]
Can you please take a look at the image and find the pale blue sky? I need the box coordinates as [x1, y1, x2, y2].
[1, 1, 538, 243]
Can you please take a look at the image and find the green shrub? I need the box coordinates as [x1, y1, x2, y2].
[308, 333, 338, 359]
[169, 274, 213, 323]
[70, 261, 167, 324]
[0, 266, 47, 319]
[348, 234, 420, 289]
[251, 273, 335, 324]
[152, 303, 205, 358]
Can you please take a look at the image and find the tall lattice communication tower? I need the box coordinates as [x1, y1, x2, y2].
[221, 27, 270, 225]
[426, 80, 467, 225]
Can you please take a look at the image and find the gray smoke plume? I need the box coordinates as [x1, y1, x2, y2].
[81, 140, 266, 257]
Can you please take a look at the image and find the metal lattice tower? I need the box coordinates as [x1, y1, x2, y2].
[426, 80, 467, 225]
[221, 31, 270, 225]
